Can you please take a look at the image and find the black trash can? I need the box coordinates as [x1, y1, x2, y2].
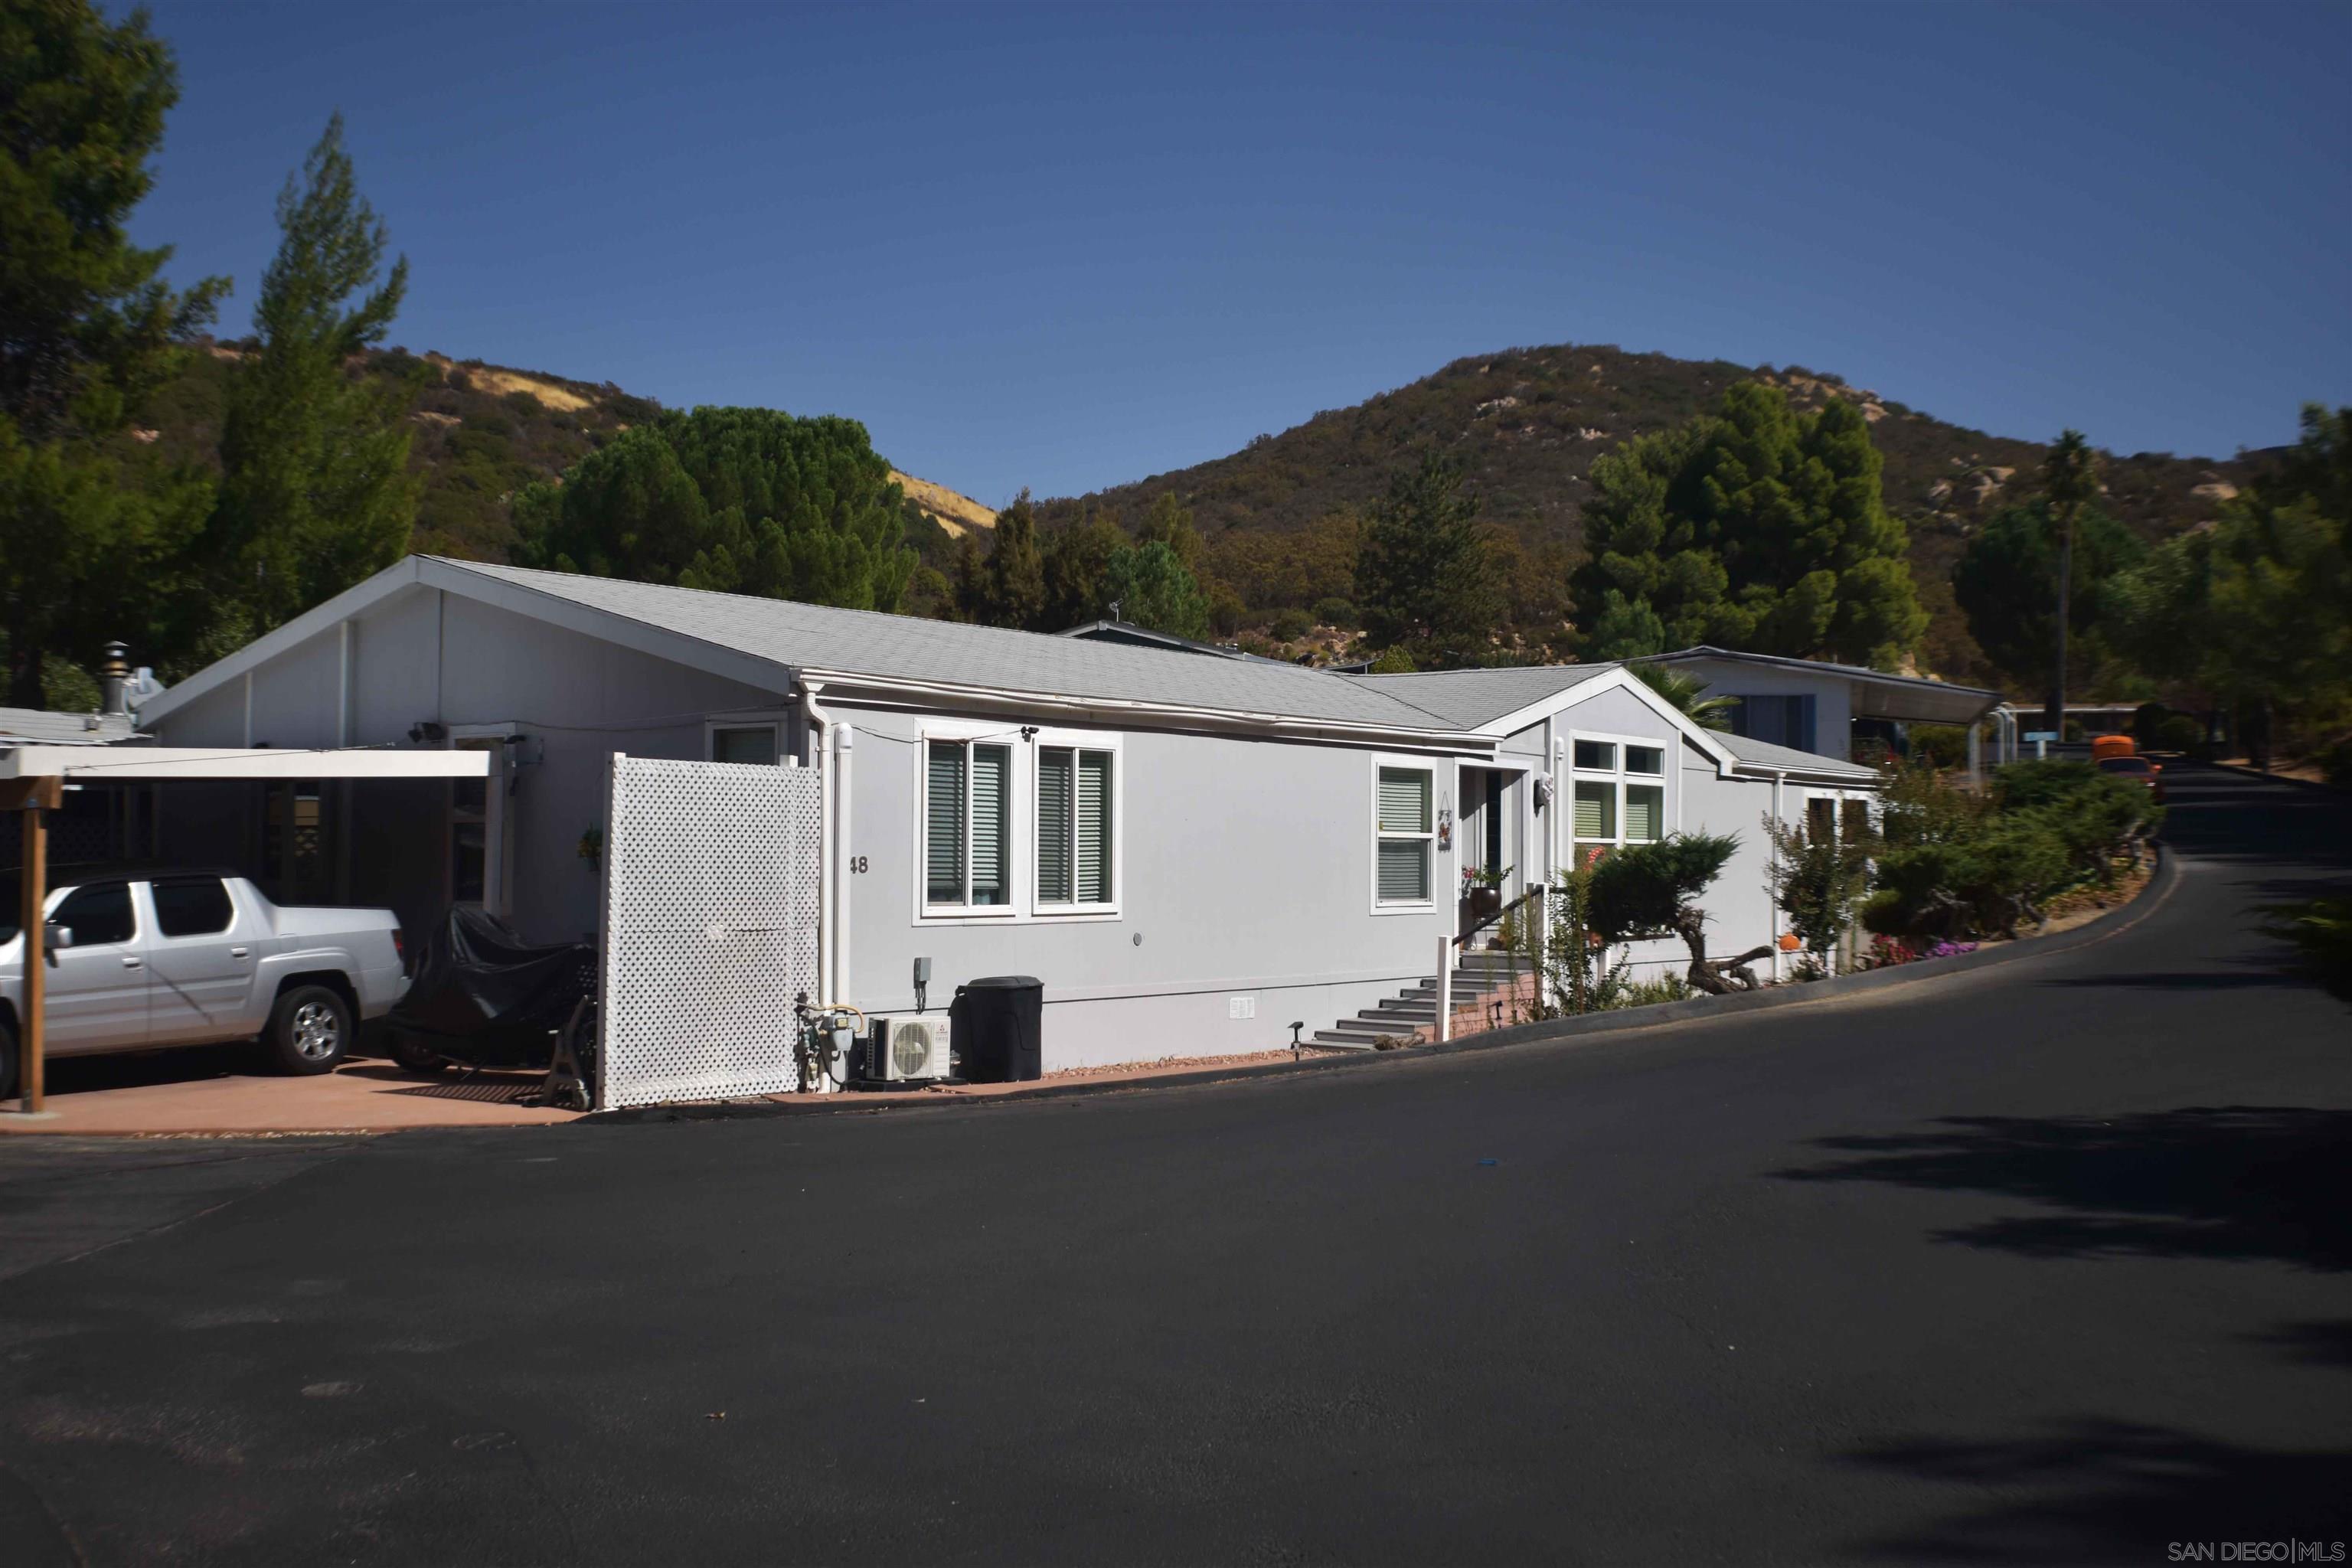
[955, 975, 1044, 1083]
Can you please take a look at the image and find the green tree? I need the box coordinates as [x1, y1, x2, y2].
[953, 488, 1047, 628]
[1584, 831, 1769, 994]
[2037, 430, 2101, 732]
[204, 116, 418, 643]
[0, 0, 226, 704]
[1583, 588, 1668, 660]
[1101, 538, 1210, 639]
[1135, 490, 1202, 571]
[1040, 508, 1125, 629]
[516, 407, 916, 611]
[2106, 407, 2350, 756]
[1354, 450, 1498, 668]
[1763, 807, 1874, 964]
[1952, 501, 2144, 689]
[1571, 384, 1927, 668]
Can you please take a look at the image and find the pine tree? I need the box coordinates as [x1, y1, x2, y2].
[0, 0, 226, 704]
[1101, 540, 1210, 639]
[1571, 385, 1927, 669]
[207, 116, 418, 639]
[515, 407, 916, 611]
[956, 488, 1047, 629]
[1040, 509, 1125, 629]
[1354, 450, 1498, 668]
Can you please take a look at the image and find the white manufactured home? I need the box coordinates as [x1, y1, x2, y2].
[134, 557, 1888, 1075]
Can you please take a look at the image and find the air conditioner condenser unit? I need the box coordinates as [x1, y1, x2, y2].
[865, 1014, 952, 1083]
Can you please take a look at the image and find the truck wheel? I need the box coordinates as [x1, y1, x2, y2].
[267, 985, 351, 1076]
[0, 1017, 17, 1102]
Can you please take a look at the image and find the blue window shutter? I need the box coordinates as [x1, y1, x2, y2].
[1798, 694, 1818, 755]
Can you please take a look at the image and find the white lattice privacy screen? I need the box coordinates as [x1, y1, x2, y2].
[596, 755, 822, 1109]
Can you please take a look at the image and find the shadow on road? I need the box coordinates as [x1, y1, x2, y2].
[1838, 1416, 2352, 1563]
[2038, 970, 2308, 991]
[2246, 1318, 2352, 1369]
[1775, 1107, 2352, 1271]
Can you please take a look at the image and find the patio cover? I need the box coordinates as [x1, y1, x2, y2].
[0, 745, 488, 781]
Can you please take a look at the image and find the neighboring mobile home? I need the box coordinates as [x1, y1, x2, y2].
[1640, 645, 2004, 767]
[135, 557, 1883, 1071]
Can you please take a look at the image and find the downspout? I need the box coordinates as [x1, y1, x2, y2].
[802, 683, 836, 1007]
[1770, 769, 1786, 983]
[834, 723, 854, 1010]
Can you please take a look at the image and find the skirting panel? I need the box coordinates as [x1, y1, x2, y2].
[596, 754, 821, 1109]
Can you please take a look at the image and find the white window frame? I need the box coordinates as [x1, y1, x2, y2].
[1370, 756, 1440, 915]
[1568, 728, 1677, 860]
[704, 709, 790, 766]
[1027, 727, 1124, 923]
[915, 720, 1022, 923]
[449, 722, 516, 919]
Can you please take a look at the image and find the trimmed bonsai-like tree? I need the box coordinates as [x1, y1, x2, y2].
[1588, 832, 1773, 995]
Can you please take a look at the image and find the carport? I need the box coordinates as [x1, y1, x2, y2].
[3, 744, 488, 1116]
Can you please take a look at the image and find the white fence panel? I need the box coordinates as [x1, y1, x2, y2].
[596, 754, 822, 1109]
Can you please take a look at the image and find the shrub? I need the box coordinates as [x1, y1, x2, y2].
[2321, 737, 2352, 789]
[1269, 606, 1314, 642]
[2262, 897, 2352, 996]
[1993, 760, 2162, 878]
[1909, 724, 1971, 769]
[1313, 596, 1360, 629]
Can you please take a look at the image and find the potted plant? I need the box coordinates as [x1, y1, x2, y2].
[1460, 864, 1509, 923]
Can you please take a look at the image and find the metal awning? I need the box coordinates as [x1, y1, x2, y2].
[0, 745, 488, 781]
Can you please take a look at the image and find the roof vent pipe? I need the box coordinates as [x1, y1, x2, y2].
[99, 641, 131, 716]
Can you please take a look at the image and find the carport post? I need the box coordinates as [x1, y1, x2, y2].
[8, 776, 60, 1114]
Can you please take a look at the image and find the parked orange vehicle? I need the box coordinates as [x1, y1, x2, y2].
[2091, 733, 2138, 763]
[2097, 753, 2166, 803]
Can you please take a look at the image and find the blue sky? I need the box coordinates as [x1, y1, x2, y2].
[134, 1, 2350, 507]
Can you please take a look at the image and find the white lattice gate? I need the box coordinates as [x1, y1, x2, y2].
[596, 754, 822, 1109]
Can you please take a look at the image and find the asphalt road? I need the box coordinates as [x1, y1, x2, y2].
[2, 763, 2347, 1566]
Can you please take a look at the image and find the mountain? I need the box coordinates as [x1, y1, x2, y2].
[141, 339, 2252, 688]
[1031, 344, 2259, 686]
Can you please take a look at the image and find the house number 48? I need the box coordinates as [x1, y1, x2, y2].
[848, 856, 870, 874]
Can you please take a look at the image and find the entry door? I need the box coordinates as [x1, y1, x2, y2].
[41, 880, 151, 1054]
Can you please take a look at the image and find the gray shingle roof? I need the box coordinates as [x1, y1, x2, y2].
[1646, 645, 2001, 702]
[0, 707, 139, 746]
[1343, 665, 1618, 729]
[434, 560, 1468, 733]
[1716, 730, 1882, 779]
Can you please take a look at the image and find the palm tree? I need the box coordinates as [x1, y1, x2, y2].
[2040, 430, 2101, 734]
[1629, 662, 1740, 731]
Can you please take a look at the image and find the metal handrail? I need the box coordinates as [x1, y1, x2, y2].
[1454, 884, 1544, 950]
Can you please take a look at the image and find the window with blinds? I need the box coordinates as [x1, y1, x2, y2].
[1375, 766, 1432, 904]
[926, 740, 1014, 907]
[971, 745, 1010, 905]
[1038, 746, 1114, 906]
[926, 742, 966, 904]
[1573, 780, 1616, 841]
[1625, 784, 1664, 842]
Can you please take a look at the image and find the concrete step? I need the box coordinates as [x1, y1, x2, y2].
[1314, 1025, 1410, 1047]
[1307, 1033, 1380, 1051]
[1361, 1005, 1436, 1024]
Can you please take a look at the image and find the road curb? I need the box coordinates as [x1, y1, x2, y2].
[586, 843, 2180, 1127]
[2202, 760, 2346, 796]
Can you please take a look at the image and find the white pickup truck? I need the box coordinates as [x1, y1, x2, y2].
[1, 867, 409, 1099]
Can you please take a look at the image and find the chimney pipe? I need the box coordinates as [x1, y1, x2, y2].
[99, 641, 131, 716]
